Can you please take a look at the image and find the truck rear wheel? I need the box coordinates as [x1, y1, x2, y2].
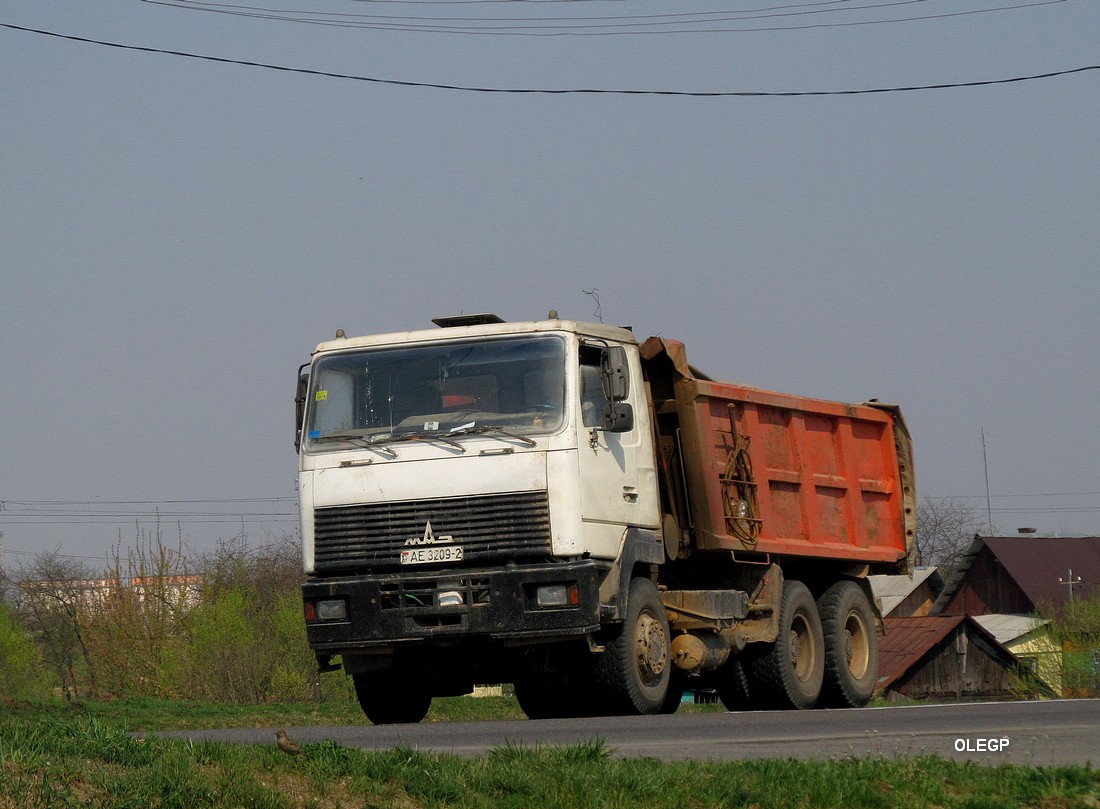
[353, 671, 432, 725]
[714, 653, 762, 711]
[817, 580, 878, 708]
[748, 580, 824, 710]
[594, 577, 671, 714]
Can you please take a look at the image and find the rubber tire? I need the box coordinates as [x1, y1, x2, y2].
[594, 577, 672, 715]
[746, 580, 825, 710]
[353, 671, 432, 725]
[514, 674, 597, 720]
[817, 580, 878, 708]
[714, 653, 763, 712]
[514, 678, 563, 720]
[658, 671, 686, 714]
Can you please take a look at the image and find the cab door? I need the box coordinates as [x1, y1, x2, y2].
[576, 342, 659, 558]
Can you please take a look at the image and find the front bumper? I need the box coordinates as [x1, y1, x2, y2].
[302, 560, 602, 653]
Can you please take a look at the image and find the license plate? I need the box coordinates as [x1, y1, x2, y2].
[400, 545, 464, 566]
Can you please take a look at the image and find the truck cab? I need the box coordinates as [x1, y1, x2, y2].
[296, 314, 667, 722]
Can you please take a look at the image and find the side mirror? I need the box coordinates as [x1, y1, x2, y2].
[600, 346, 633, 433]
[600, 346, 630, 402]
[294, 365, 309, 451]
[603, 401, 634, 433]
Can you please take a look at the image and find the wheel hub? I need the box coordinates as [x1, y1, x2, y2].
[635, 612, 668, 678]
[789, 628, 802, 663]
[844, 611, 870, 677]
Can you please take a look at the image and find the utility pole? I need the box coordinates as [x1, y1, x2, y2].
[981, 428, 994, 533]
[1059, 569, 1083, 606]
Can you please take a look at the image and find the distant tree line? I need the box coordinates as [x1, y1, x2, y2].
[0, 528, 354, 704]
[3, 499, 1096, 703]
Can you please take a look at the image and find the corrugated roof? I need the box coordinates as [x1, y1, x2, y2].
[877, 615, 965, 691]
[971, 613, 1049, 644]
[868, 567, 943, 616]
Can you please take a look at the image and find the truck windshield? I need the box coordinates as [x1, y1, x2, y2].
[304, 335, 567, 450]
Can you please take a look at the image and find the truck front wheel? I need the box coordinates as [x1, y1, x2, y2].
[817, 580, 878, 708]
[748, 580, 824, 710]
[594, 577, 671, 714]
[353, 671, 432, 725]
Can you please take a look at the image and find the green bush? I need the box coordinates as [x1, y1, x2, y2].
[0, 601, 54, 700]
[12, 531, 339, 705]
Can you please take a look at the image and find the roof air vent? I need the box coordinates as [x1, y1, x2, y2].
[431, 314, 505, 328]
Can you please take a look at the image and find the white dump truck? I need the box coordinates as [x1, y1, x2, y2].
[295, 313, 915, 722]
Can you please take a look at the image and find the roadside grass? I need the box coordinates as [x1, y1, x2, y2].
[2, 693, 721, 732]
[1, 703, 1098, 809]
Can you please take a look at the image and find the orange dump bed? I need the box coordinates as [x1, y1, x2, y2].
[642, 338, 914, 573]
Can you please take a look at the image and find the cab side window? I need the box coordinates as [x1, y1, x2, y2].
[579, 346, 609, 428]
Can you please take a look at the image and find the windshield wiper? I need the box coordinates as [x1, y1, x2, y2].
[447, 423, 537, 448]
[387, 431, 467, 452]
[311, 431, 363, 442]
[311, 432, 398, 458]
[313, 423, 535, 453]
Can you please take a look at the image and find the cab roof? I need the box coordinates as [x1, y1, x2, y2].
[312, 315, 637, 355]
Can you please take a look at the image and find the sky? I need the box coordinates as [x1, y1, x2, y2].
[2, 0, 1099, 572]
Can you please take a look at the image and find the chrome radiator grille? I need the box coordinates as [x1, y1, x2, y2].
[313, 491, 551, 572]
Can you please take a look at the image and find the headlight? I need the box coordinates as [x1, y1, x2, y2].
[315, 599, 347, 621]
[535, 583, 578, 608]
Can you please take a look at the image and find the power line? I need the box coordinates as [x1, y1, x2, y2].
[0, 495, 297, 527]
[139, 0, 1070, 35]
[137, 0, 951, 27]
[926, 491, 1100, 500]
[0, 517, 296, 526]
[346, 0, 630, 3]
[1, 547, 120, 561]
[2, 514, 295, 528]
[331, 0, 709, 4]
[4, 22, 1097, 95]
[1, 497, 295, 505]
[336, 0, 873, 4]
[990, 507, 1100, 515]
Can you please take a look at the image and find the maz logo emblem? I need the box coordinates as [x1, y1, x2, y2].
[404, 521, 454, 546]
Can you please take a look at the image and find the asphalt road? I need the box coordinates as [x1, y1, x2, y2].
[155, 699, 1100, 766]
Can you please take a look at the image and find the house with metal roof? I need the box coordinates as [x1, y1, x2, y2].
[875, 615, 1046, 701]
[971, 614, 1061, 694]
[933, 535, 1100, 617]
[930, 534, 1100, 697]
[869, 567, 944, 618]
